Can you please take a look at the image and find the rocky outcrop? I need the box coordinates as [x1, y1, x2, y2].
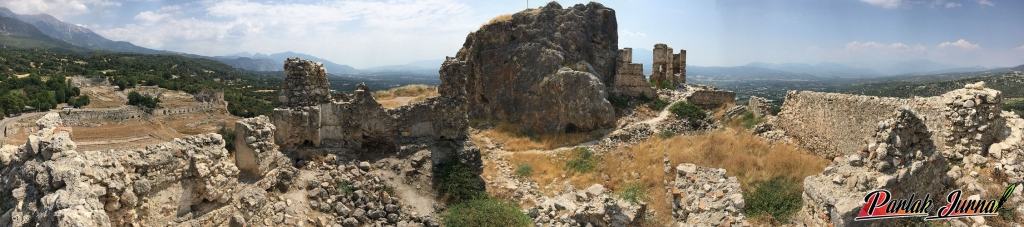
[671, 163, 747, 226]
[529, 184, 646, 226]
[441, 1, 618, 134]
[280, 58, 332, 108]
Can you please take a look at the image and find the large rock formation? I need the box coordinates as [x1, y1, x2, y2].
[440, 2, 618, 134]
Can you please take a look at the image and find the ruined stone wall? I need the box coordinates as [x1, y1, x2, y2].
[776, 91, 943, 158]
[675, 49, 686, 84]
[686, 89, 735, 109]
[651, 43, 674, 87]
[613, 48, 655, 98]
[280, 58, 331, 108]
[776, 84, 1003, 159]
[747, 96, 772, 117]
[58, 106, 148, 126]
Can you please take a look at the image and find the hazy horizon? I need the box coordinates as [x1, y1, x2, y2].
[2, 0, 1022, 69]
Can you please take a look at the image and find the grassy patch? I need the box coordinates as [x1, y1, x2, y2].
[669, 102, 706, 121]
[437, 162, 485, 203]
[337, 180, 355, 196]
[565, 147, 597, 173]
[744, 177, 803, 223]
[618, 182, 648, 204]
[647, 98, 670, 111]
[514, 164, 533, 178]
[727, 111, 764, 129]
[473, 123, 602, 151]
[442, 197, 531, 227]
[1004, 98, 1024, 116]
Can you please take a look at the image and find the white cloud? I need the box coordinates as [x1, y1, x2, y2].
[944, 2, 963, 8]
[977, 0, 995, 6]
[937, 39, 980, 50]
[0, 0, 119, 19]
[845, 41, 926, 52]
[861, 0, 903, 9]
[1016, 44, 1024, 51]
[96, 0, 477, 67]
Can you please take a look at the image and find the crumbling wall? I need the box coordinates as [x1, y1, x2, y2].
[776, 91, 945, 158]
[612, 48, 655, 98]
[686, 89, 735, 109]
[280, 58, 331, 108]
[776, 83, 1003, 159]
[671, 163, 746, 226]
[59, 106, 148, 126]
[747, 96, 772, 117]
[651, 44, 675, 87]
[798, 108, 952, 226]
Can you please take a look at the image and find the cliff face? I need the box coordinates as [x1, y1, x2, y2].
[441, 2, 618, 134]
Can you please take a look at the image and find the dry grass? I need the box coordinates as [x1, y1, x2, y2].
[372, 84, 439, 109]
[474, 124, 604, 151]
[484, 14, 513, 26]
[505, 127, 828, 224]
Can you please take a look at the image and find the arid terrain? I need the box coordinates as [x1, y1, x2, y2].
[1, 1, 1022, 227]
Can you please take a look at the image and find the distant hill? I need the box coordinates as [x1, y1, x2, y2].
[0, 7, 160, 54]
[361, 59, 442, 76]
[0, 15, 79, 50]
[216, 52, 358, 74]
[745, 62, 880, 78]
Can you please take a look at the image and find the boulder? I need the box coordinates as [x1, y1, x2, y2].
[440, 1, 619, 134]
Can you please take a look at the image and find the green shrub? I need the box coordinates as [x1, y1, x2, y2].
[647, 98, 670, 111]
[337, 180, 355, 196]
[608, 94, 631, 109]
[657, 129, 676, 139]
[127, 91, 160, 109]
[219, 124, 235, 151]
[739, 111, 764, 129]
[669, 102, 706, 122]
[652, 79, 673, 90]
[442, 197, 532, 227]
[565, 147, 596, 173]
[744, 177, 803, 223]
[618, 183, 648, 204]
[514, 164, 533, 178]
[437, 162, 485, 202]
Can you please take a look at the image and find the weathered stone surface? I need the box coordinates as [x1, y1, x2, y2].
[671, 163, 746, 226]
[441, 1, 618, 134]
[650, 43, 687, 88]
[280, 58, 332, 108]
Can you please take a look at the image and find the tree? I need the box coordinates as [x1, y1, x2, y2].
[70, 95, 90, 108]
[127, 91, 159, 109]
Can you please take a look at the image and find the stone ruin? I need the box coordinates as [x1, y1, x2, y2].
[747, 96, 773, 118]
[279, 58, 331, 108]
[685, 85, 736, 109]
[271, 58, 468, 156]
[650, 43, 687, 88]
[763, 82, 1024, 225]
[612, 48, 656, 99]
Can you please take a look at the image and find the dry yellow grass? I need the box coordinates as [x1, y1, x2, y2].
[485, 14, 513, 26]
[505, 127, 828, 225]
[475, 124, 604, 151]
[372, 84, 439, 109]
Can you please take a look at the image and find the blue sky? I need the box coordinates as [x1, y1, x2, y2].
[2, 0, 1022, 68]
